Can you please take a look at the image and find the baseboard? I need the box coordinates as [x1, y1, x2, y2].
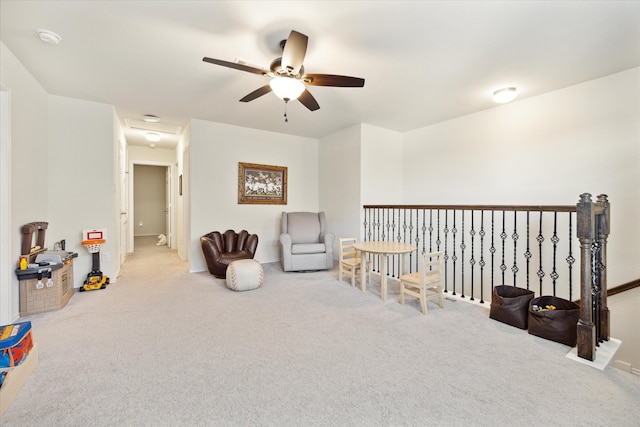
[565, 337, 621, 370]
[443, 291, 491, 309]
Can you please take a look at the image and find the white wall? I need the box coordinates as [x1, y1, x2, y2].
[319, 124, 362, 244]
[361, 124, 404, 205]
[176, 123, 190, 261]
[0, 88, 11, 324]
[189, 119, 318, 272]
[403, 68, 640, 287]
[47, 95, 117, 287]
[128, 145, 176, 164]
[318, 123, 404, 253]
[114, 113, 126, 269]
[0, 42, 49, 323]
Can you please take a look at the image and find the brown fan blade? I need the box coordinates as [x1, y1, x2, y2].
[203, 57, 267, 75]
[298, 89, 320, 111]
[302, 74, 365, 87]
[281, 30, 308, 75]
[239, 85, 272, 102]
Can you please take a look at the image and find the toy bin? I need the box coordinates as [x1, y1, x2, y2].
[528, 295, 580, 346]
[489, 285, 535, 329]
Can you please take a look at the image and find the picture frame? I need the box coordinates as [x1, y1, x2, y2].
[238, 162, 287, 205]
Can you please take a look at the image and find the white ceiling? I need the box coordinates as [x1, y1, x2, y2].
[1, 1, 639, 150]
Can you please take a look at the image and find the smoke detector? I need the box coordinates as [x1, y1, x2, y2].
[143, 115, 160, 123]
[37, 29, 61, 45]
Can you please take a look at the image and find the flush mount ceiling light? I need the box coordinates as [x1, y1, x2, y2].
[143, 114, 160, 123]
[268, 76, 306, 102]
[493, 87, 518, 104]
[145, 132, 161, 142]
[37, 29, 61, 45]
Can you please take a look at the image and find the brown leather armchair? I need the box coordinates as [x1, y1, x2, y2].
[201, 230, 259, 278]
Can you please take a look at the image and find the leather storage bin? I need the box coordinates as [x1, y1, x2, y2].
[528, 295, 580, 346]
[489, 285, 535, 329]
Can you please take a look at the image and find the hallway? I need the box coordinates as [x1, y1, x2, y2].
[124, 235, 186, 269]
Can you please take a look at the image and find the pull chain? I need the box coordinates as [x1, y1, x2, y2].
[283, 100, 289, 122]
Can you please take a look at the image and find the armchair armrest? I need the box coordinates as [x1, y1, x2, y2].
[320, 232, 335, 265]
[279, 233, 293, 271]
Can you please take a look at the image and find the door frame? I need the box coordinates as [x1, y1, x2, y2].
[128, 160, 176, 252]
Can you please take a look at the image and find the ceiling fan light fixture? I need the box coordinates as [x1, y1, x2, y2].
[37, 29, 61, 45]
[145, 132, 161, 142]
[269, 77, 305, 101]
[493, 87, 518, 104]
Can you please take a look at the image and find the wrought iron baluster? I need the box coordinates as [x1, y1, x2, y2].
[451, 210, 458, 296]
[524, 212, 532, 290]
[363, 208, 369, 241]
[591, 238, 602, 346]
[490, 211, 496, 293]
[469, 210, 475, 301]
[479, 211, 486, 303]
[427, 210, 433, 253]
[500, 211, 507, 285]
[512, 211, 519, 286]
[436, 210, 441, 252]
[460, 211, 465, 298]
[414, 209, 421, 273]
[551, 212, 559, 296]
[443, 210, 449, 293]
[537, 212, 545, 295]
[566, 213, 575, 301]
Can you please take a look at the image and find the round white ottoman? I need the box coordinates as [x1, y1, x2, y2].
[226, 259, 263, 291]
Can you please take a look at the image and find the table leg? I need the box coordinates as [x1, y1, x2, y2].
[380, 254, 387, 300]
[359, 253, 367, 292]
[401, 253, 408, 277]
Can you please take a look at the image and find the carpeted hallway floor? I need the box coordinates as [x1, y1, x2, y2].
[2, 236, 639, 426]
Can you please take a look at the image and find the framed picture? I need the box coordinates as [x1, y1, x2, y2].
[238, 162, 287, 205]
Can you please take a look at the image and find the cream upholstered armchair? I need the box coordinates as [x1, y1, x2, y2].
[280, 211, 335, 272]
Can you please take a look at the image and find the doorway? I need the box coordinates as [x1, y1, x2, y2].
[128, 162, 174, 253]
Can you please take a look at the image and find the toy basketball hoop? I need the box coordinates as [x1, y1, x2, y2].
[82, 239, 105, 254]
[80, 228, 109, 291]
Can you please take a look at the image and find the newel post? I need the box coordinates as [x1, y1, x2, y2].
[576, 193, 596, 361]
[596, 194, 610, 341]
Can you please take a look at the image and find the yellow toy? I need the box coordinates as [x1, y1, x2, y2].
[80, 229, 110, 292]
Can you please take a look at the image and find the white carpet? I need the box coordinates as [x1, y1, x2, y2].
[2, 237, 638, 426]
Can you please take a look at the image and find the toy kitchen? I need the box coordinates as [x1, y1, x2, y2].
[15, 222, 77, 316]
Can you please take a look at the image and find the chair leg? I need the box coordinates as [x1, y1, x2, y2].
[399, 281, 405, 305]
[437, 286, 444, 308]
[338, 267, 343, 282]
[420, 287, 427, 315]
[350, 268, 356, 287]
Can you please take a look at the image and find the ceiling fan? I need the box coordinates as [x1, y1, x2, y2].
[202, 30, 365, 116]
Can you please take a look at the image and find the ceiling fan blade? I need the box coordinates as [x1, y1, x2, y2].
[281, 30, 308, 75]
[239, 85, 272, 102]
[203, 57, 267, 75]
[298, 89, 320, 111]
[302, 74, 365, 87]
